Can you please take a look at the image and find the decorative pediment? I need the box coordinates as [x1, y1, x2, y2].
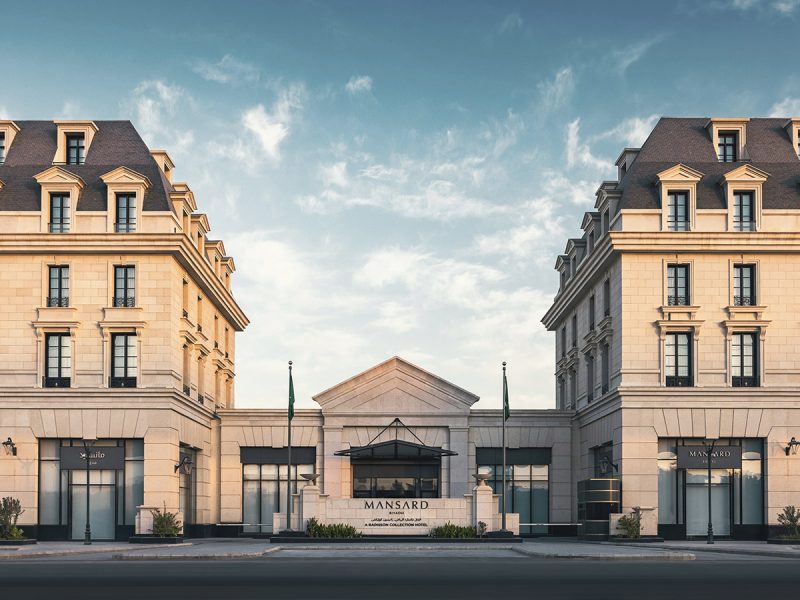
[656, 163, 704, 183]
[100, 166, 152, 188]
[721, 164, 770, 183]
[313, 356, 479, 416]
[33, 166, 86, 188]
[581, 211, 599, 230]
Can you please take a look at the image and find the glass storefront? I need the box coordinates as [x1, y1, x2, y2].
[657, 438, 764, 539]
[352, 463, 440, 498]
[242, 463, 315, 534]
[38, 439, 144, 541]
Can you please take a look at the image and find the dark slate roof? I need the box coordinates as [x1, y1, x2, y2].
[0, 121, 173, 212]
[618, 117, 800, 211]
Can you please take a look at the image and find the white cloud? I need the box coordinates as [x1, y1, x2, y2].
[193, 54, 260, 84]
[125, 80, 195, 154]
[0, 106, 9, 119]
[594, 114, 660, 147]
[370, 301, 418, 334]
[537, 68, 574, 112]
[319, 161, 349, 188]
[58, 100, 82, 119]
[769, 97, 800, 117]
[345, 75, 373, 95]
[609, 35, 667, 75]
[566, 118, 609, 172]
[703, 0, 799, 12]
[498, 13, 523, 33]
[773, 0, 800, 13]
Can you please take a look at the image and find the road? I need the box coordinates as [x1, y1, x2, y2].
[1, 555, 797, 600]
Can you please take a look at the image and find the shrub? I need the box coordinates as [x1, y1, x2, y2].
[0, 497, 25, 540]
[477, 521, 488, 538]
[305, 517, 362, 538]
[150, 503, 182, 537]
[777, 505, 800, 539]
[430, 522, 477, 538]
[616, 507, 642, 539]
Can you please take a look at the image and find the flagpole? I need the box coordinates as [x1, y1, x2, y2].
[502, 361, 507, 532]
[286, 360, 293, 532]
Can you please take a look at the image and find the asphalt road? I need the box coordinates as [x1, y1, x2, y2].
[2, 557, 798, 600]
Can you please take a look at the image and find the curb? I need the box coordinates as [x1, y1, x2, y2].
[607, 541, 800, 560]
[0, 542, 193, 560]
[512, 547, 696, 561]
[269, 544, 520, 551]
[112, 546, 283, 561]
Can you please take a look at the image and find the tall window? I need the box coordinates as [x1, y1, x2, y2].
[603, 279, 610, 317]
[48, 265, 69, 307]
[113, 266, 135, 307]
[115, 193, 136, 233]
[734, 265, 756, 306]
[588, 295, 595, 331]
[732, 332, 759, 387]
[49, 193, 70, 233]
[665, 332, 692, 387]
[558, 377, 565, 409]
[66, 134, 85, 165]
[110, 333, 137, 388]
[667, 192, 689, 231]
[667, 264, 690, 306]
[243, 462, 315, 534]
[718, 132, 737, 162]
[0, 132, 5, 163]
[569, 369, 577, 409]
[733, 192, 755, 231]
[571, 315, 577, 347]
[560, 327, 566, 357]
[586, 354, 594, 403]
[44, 333, 71, 388]
[601, 343, 610, 394]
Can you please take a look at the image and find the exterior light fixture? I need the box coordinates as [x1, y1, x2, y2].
[599, 455, 619, 475]
[175, 456, 194, 475]
[2, 437, 17, 456]
[785, 437, 800, 456]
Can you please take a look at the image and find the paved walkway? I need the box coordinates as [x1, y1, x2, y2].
[607, 539, 800, 559]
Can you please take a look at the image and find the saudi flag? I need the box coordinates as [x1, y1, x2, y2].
[288, 367, 295, 422]
[503, 367, 510, 421]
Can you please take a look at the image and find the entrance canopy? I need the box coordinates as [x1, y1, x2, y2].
[336, 438, 456, 461]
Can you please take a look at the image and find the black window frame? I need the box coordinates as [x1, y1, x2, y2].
[0, 131, 5, 164]
[667, 191, 689, 232]
[665, 331, 693, 387]
[47, 265, 70, 307]
[586, 353, 594, 403]
[667, 264, 690, 306]
[718, 131, 737, 163]
[113, 265, 136, 307]
[588, 295, 595, 331]
[733, 191, 755, 232]
[560, 327, 566, 358]
[601, 343, 610, 394]
[731, 331, 759, 387]
[110, 333, 137, 388]
[115, 193, 137, 233]
[733, 264, 756, 306]
[65, 133, 85, 165]
[44, 332, 71, 388]
[571, 315, 577, 348]
[603, 279, 610, 317]
[49, 193, 70, 233]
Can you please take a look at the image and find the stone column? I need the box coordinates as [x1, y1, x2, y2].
[449, 427, 469, 498]
[473, 481, 495, 532]
[301, 484, 321, 530]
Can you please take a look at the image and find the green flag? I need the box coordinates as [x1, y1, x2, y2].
[288, 366, 295, 422]
[503, 367, 510, 421]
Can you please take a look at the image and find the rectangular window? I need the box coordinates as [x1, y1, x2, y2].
[44, 333, 71, 388]
[560, 327, 566, 358]
[113, 266, 135, 307]
[718, 132, 737, 162]
[48, 265, 70, 307]
[49, 193, 70, 233]
[569, 369, 577, 409]
[732, 332, 759, 387]
[571, 315, 577, 347]
[667, 192, 689, 231]
[733, 192, 755, 231]
[586, 354, 594, 403]
[603, 279, 610, 317]
[665, 332, 692, 387]
[601, 343, 609, 394]
[0, 132, 5, 163]
[667, 264, 690, 306]
[110, 333, 137, 388]
[589, 295, 595, 331]
[115, 193, 137, 233]
[66, 134, 85, 165]
[558, 377, 565, 409]
[476, 455, 549, 535]
[733, 265, 756, 306]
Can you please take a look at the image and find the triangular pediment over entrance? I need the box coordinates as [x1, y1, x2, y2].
[312, 356, 479, 416]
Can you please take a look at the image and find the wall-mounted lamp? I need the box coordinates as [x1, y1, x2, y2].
[785, 437, 800, 456]
[174, 456, 194, 475]
[599, 456, 619, 475]
[2, 437, 16, 456]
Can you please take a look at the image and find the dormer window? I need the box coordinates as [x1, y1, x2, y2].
[667, 191, 689, 231]
[66, 134, 85, 165]
[0, 121, 19, 164]
[718, 131, 737, 162]
[115, 193, 137, 233]
[733, 192, 755, 231]
[49, 193, 70, 233]
[0, 132, 5, 164]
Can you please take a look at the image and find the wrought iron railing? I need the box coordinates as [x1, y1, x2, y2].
[732, 376, 759, 387]
[668, 295, 688, 306]
[183, 384, 191, 396]
[666, 375, 693, 387]
[43, 376, 70, 388]
[109, 376, 137, 388]
[734, 295, 755, 306]
[47, 296, 69, 307]
[113, 296, 135, 307]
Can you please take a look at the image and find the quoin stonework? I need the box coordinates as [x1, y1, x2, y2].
[2, 117, 800, 541]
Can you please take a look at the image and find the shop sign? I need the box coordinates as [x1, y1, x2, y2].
[677, 445, 742, 469]
[60, 446, 125, 470]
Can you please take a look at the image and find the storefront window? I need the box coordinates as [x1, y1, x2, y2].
[477, 461, 549, 535]
[242, 463, 314, 534]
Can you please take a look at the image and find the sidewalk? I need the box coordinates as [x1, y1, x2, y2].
[0, 541, 193, 560]
[607, 539, 800, 559]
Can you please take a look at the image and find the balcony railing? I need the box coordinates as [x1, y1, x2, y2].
[734, 295, 755, 306]
[114, 222, 137, 233]
[666, 375, 693, 387]
[183, 384, 191, 396]
[43, 376, 70, 388]
[109, 376, 137, 388]
[197, 394, 205, 404]
[667, 295, 689, 306]
[48, 222, 71, 233]
[733, 375, 759, 388]
[47, 296, 69, 307]
[113, 296, 136, 307]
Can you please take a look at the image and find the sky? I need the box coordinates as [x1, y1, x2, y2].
[3, 0, 800, 411]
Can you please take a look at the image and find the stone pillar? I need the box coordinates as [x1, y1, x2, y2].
[449, 427, 469, 498]
[322, 427, 343, 498]
[135, 505, 159, 535]
[473, 481, 495, 532]
[301, 484, 321, 530]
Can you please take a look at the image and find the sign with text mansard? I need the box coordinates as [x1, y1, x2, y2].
[676, 445, 742, 469]
[60, 447, 125, 470]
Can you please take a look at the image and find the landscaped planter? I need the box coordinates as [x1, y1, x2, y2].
[129, 536, 184, 544]
[0, 539, 37, 546]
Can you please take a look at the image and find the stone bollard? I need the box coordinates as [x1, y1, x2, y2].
[473, 481, 495, 531]
[301, 484, 321, 531]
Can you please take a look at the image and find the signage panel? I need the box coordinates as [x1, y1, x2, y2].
[60, 446, 125, 470]
[676, 445, 742, 469]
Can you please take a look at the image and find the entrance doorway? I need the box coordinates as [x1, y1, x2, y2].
[69, 470, 116, 540]
[685, 469, 731, 537]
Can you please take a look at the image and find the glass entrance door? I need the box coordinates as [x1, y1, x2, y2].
[685, 469, 731, 537]
[70, 470, 116, 540]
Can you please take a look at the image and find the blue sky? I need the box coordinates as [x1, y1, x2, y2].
[3, 0, 800, 410]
